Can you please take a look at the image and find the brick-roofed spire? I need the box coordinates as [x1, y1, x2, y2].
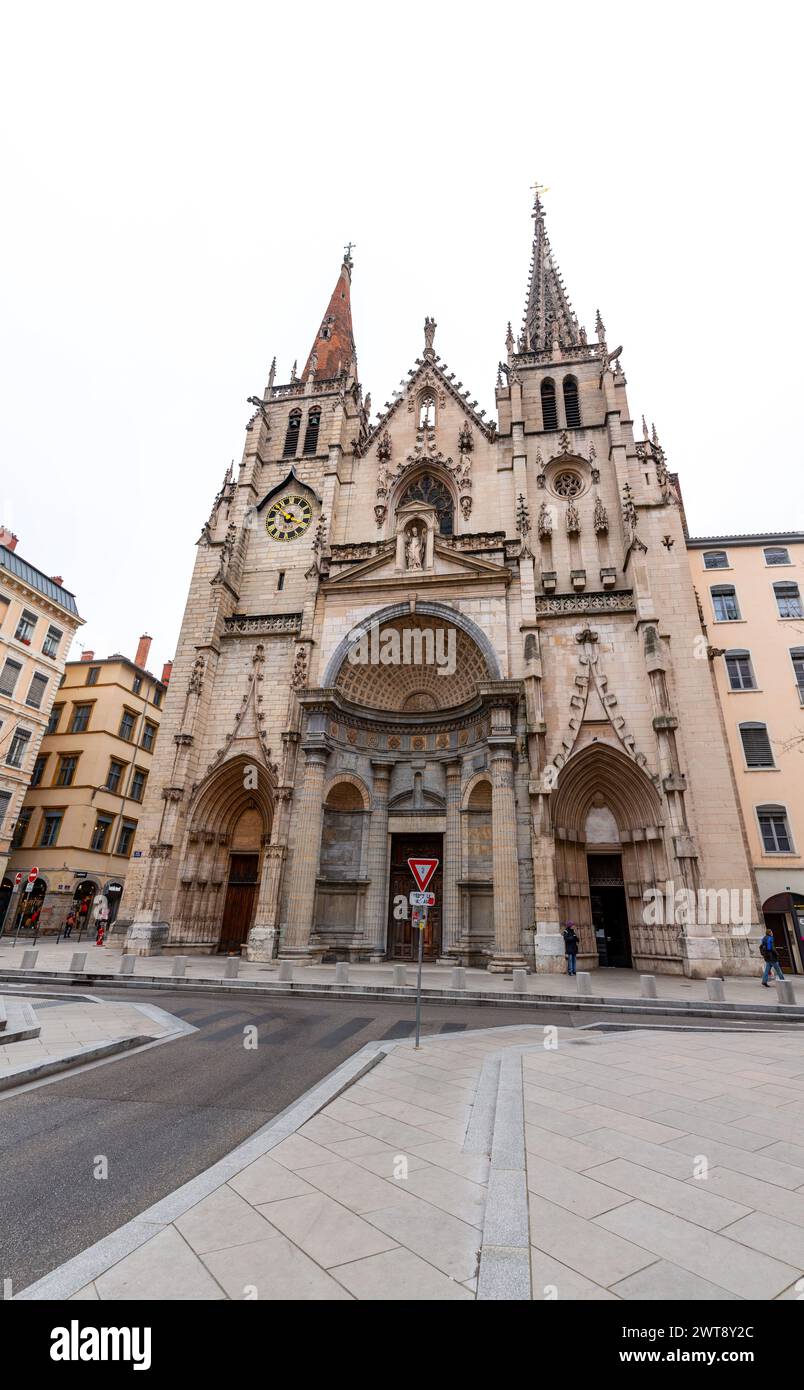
[302, 248, 357, 381]
[522, 188, 583, 354]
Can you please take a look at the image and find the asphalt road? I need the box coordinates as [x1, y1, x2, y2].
[1, 989, 798, 1293]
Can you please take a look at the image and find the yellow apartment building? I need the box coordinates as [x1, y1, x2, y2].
[3, 635, 171, 935]
[0, 526, 83, 924]
[687, 531, 804, 973]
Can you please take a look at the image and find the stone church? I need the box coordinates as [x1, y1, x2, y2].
[123, 192, 761, 976]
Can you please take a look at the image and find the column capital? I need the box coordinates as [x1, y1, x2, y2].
[370, 758, 393, 779]
[300, 738, 331, 767]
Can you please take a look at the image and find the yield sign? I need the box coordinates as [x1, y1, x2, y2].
[408, 857, 439, 893]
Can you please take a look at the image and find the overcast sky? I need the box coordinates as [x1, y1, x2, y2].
[1, 0, 801, 671]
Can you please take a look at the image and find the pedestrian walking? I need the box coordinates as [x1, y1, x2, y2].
[759, 928, 784, 986]
[63, 909, 77, 939]
[563, 921, 579, 977]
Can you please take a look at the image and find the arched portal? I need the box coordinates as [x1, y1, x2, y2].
[177, 754, 275, 953]
[552, 743, 668, 969]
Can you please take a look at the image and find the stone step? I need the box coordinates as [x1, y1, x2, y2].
[0, 998, 41, 1045]
[0, 996, 6, 1031]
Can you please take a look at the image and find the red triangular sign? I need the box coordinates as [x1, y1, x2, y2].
[408, 857, 439, 892]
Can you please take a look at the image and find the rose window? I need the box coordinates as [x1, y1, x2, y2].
[553, 471, 583, 498]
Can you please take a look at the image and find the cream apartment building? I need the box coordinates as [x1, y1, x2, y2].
[0, 527, 82, 926]
[688, 531, 804, 973]
[3, 637, 171, 934]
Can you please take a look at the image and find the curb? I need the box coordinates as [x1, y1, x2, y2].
[2, 968, 802, 1024]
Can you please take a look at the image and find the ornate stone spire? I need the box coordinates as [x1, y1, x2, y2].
[302, 252, 358, 382]
[522, 189, 583, 354]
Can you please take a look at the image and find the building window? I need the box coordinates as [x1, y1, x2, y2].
[418, 391, 436, 429]
[132, 675, 142, 695]
[141, 721, 157, 752]
[398, 474, 454, 537]
[764, 546, 791, 566]
[757, 804, 793, 854]
[541, 379, 558, 431]
[119, 710, 136, 742]
[152, 687, 163, 708]
[91, 815, 113, 851]
[70, 704, 92, 734]
[40, 810, 63, 847]
[774, 582, 802, 619]
[739, 721, 775, 769]
[703, 550, 729, 569]
[31, 753, 48, 787]
[130, 767, 147, 802]
[711, 585, 740, 621]
[282, 410, 301, 458]
[0, 657, 22, 697]
[47, 703, 64, 735]
[0, 790, 11, 834]
[42, 625, 63, 658]
[725, 650, 756, 691]
[562, 376, 581, 428]
[86, 666, 100, 685]
[15, 609, 36, 643]
[791, 647, 804, 704]
[105, 759, 125, 794]
[277, 571, 285, 592]
[11, 806, 32, 848]
[55, 754, 79, 787]
[302, 410, 321, 455]
[116, 819, 137, 857]
[25, 672, 49, 709]
[6, 727, 31, 769]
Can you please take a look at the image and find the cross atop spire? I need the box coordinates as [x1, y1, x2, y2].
[521, 187, 583, 354]
[302, 251, 358, 382]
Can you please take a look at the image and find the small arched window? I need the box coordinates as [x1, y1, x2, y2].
[541, 379, 558, 431]
[418, 391, 436, 428]
[756, 804, 793, 853]
[303, 410, 321, 455]
[703, 550, 729, 569]
[724, 649, 756, 690]
[283, 410, 301, 459]
[774, 582, 802, 619]
[764, 546, 791, 566]
[563, 376, 581, 428]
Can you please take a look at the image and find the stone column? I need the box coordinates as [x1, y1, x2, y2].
[441, 760, 462, 958]
[282, 742, 330, 957]
[489, 741, 527, 971]
[363, 761, 392, 959]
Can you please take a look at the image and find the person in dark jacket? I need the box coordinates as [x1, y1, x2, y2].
[63, 909, 77, 939]
[760, 929, 784, 986]
[563, 922, 579, 976]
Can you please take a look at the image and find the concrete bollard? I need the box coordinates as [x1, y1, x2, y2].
[335, 962, 349, 984]
[576, 971, 592, 997]
[392, 964, 407, 987]
[171, 956, 187, 978]
[21, 949, 38, 970]
[224, 956, 240, 979]
[640, 974, 658, 1000]
[278, 960, 294, 983]
[120, 955, 136, 976]
[776, 980, 797, 1006]
[512, 968, 528, 993]
[450, 967, 466, 991]
[70, 952, 87, 973]
[706, 977, 725, 1002]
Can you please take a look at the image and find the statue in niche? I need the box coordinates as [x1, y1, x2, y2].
[405, 525, 424, 570]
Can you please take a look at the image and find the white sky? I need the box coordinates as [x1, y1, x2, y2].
[1, 0, 801, 670]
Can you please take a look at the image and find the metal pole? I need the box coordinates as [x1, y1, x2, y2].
[414, 907, 426, 1049]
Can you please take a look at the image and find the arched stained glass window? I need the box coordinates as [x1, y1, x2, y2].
[398, 474, 454, 536]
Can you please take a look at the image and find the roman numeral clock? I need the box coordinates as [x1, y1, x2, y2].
[265, 493, 313, 542]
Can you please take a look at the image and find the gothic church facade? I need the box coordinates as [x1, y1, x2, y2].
[123, 195, 760, 976]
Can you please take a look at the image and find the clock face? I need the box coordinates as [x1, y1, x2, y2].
[265, 493, 313, 542]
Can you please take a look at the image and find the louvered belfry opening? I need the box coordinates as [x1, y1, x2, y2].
[303, 410, 321, 455]
[563, 375, 581, 428]
[283, 411, 301, 458]
[541, 378, 558, 431]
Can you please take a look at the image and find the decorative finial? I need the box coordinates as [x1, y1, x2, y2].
[344, 241, 356, 266]
[652, 422, 660, 447]
[505, 321, 515, 356]
[642, 414, 649, 440]
[290, 359, 298, 383]
[595, 309, 606, 344]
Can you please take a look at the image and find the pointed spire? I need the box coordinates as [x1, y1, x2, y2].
[641, 414, 649, 440]
[265, 356, 277, 397]
[595, 309, 606, 344]
[302, 251, 358, 382]
[522, 187, 583, 353]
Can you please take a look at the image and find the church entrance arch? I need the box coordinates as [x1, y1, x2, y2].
[387, 833, 443, 961]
